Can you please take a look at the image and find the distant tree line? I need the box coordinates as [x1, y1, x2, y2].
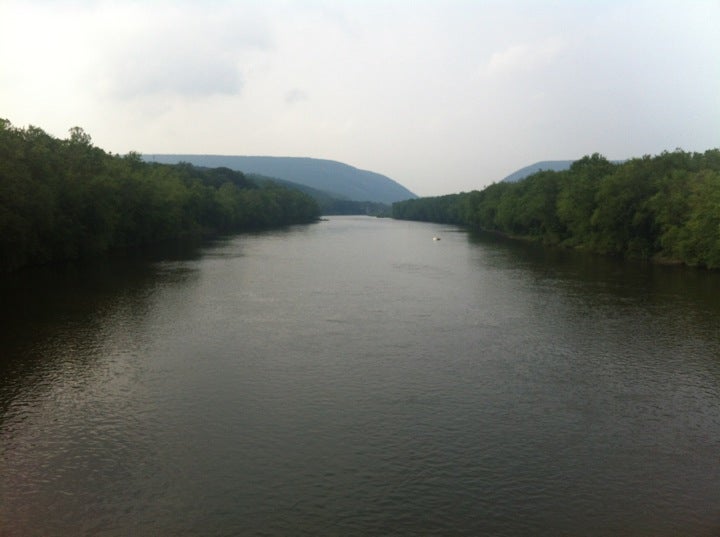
[319, 199, 391, 217]
[247, 173, 391, 217]
[393, 150, 720, 269]
[0, 120, 320, 272]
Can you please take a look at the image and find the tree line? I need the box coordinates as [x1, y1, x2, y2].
[393, 149, 720, 269]
[0, 120, 320, 272]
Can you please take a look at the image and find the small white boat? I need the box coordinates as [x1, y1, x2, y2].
[432, 236, 441, 241]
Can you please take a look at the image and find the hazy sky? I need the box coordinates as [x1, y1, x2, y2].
[2, 1, 718, 196]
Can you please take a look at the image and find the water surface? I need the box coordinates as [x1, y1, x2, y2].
[1, 216, 719, 536]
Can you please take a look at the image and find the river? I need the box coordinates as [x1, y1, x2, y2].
[1, 216, 719, 536]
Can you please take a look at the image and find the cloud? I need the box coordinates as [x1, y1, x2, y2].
[109, 50, 244, 99]
[285, 88, 309, 104]
[485, 36, 565, 77]
[97, 3, 272, 99]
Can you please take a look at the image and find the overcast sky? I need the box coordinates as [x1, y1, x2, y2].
[2, 1, 718, 196]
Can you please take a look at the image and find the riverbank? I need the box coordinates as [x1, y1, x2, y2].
[392, 150, 720, 270]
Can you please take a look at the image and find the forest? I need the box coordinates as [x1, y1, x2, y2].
[0, 120, 320, 272]
[393, 149, 720, 269]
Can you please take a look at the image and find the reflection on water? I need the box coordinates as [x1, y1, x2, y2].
[0, 242, 204, 419]
[1, 218, 719, 536]
[470, 230, 720, 337]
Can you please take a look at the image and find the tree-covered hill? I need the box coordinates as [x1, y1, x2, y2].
[500, 161, 575, 183]
[0, 120, 320, 272]
[393, 150, 720, 269]
[246, 173, 391, 216]
[146, 155, 417, 204]
[500, 159, 625, 183]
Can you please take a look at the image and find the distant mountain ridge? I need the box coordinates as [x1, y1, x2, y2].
[145, 155, 417, 204]
[501, 161, 574, 183]
[501, 159, 625, 183]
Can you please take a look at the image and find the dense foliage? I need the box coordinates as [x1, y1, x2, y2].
[0, 120, 320, 272]
[393, 150, 720, 268]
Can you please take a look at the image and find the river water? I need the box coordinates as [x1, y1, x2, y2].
[1, 216, 719, 536]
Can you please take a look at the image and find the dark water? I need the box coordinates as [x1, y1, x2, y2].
[1, 216, 719, 536]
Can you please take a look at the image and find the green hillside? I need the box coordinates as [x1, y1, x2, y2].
[146, 155, 416, 204]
